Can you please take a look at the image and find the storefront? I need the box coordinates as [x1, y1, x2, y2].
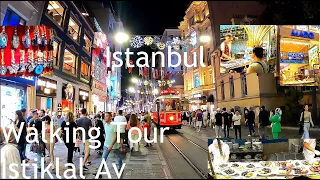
[79, 90, 89, 110]
[36, 77, 57, 112]
[92, 93, 106, 113]
[279, 25, 320, 86]
[0, 76, 35, 126]
[61, 83, 75, 112]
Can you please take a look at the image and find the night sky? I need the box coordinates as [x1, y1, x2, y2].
[110, 1, 191, 102]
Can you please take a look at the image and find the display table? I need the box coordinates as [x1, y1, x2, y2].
[209, 159, 320, 179]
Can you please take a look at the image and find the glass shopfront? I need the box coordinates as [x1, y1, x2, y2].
[1, 85, 25, 126]
[279, 25, 320, 86]
[36, 77, 57, 112]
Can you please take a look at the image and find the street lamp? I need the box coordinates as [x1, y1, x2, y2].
[131, 77, 138, 83]
[128, 87, 135, 93]
[115, 32, 129, 44]
[199, 34, 211, 43]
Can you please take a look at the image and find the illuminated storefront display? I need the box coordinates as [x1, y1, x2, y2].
[279, 25, 320, 86]
[36, 77, 57, 112]
[91, 32, 108, 113]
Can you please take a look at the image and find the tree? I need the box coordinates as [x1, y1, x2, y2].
[283, 87, 304, 125]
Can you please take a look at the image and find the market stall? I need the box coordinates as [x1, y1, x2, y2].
[209, 159, 320, 179]
[219, 25, 277, 73]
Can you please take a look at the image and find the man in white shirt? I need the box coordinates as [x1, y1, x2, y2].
[208, 139, 230, 166]
[232, 110, 242, 139]
[220, 33, 233, 61]
[303, 139, 320, 161]
[114, 110, 127, 152]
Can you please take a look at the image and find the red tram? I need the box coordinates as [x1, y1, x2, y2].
[152, 89, 182, 129]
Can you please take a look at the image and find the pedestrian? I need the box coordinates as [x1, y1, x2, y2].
[26, 109, 34, 124]
[229, 108, 234, 129]
[52, 111, 64, 129]
[222, 108, 230, 138]
[126, 114, 142, 152]
[13, 110, 27, 162]
[95, 114, 105, 155]
[211, 109, 216, 128]
[203, 110, 208, 127]
[39, 109, 46, 121]
[303, 139, 320, 161]
[215, 108, 223, 138]
[232, 110, 242, 139]
[114, 110, 127, 152]
[208, 138, 230, 165]
[246, 107, 256, 137]
[300, 105, 314, 139]
[76, 108, 92, 170]
[192, 111, 196, 128]
[20, 108, 30, 162]
[196, 109, 203, 132]
[0, 127, 23, 178]
[74, 133, 81, 156]
[269, 108, 281, 139]
[259, 106, 269, 139]
[60, 112, 77, 165]
[29, 111, 45, 171]
[142, 119, 152, 147]
[43, 115, 55, 170]
[97, 112, 123, 178]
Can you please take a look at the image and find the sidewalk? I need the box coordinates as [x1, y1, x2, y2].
[23, 137, 172, 179]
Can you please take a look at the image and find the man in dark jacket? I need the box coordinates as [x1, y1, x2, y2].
[259, 105, 269, 139]
[246, 107, 256, 137]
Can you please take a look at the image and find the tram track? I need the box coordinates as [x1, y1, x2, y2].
[165, 132, 208, 179]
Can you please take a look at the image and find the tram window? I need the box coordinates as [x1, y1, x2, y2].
[172, 100, 176, 110]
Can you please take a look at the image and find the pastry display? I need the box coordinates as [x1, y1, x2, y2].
[258, 168, 272, 176]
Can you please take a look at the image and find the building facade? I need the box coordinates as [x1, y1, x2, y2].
[179, 1, 214, 111]
[40, 1, 95, 113]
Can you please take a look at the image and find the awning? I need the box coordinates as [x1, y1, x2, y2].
[207, 94, 214, 103]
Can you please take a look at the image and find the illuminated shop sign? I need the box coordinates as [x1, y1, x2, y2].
[37, 79, 57, 89]
[80, 91, 89, 97]
[288, 53, 305, 59]
[291, 30, 315, 39]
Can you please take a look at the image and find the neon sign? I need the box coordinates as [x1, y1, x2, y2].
[291, 30, 314, 39]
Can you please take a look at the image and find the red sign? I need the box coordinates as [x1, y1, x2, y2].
[160, 89, 179, 95]
[93, 80, 106, 91]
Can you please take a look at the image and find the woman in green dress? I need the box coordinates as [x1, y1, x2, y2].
[269, 108, 282, 139]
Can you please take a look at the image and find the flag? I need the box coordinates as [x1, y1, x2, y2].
[155, 69, 159, 79]
[152, 68, 155, 79]
[128, 60, 133, 73]
[143, 67, 148, 76]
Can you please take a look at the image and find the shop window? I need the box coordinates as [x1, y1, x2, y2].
[46, 1, 65, 26]
[52, 40, 60, 67]
[63, 49, 77, 75]
[230, 78, 235, 98]
[241, 74, 248, 96]
[68, 17, 81, 42]
[2, 8, 26, 26]
[80, 60, 90, 81]
[221, 81, 225, 100]
[83, 34, 92, 53]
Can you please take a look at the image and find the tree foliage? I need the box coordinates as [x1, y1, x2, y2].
[259, 1, 320, 24]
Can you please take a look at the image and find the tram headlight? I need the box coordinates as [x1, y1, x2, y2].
[169, 116, 174, 121]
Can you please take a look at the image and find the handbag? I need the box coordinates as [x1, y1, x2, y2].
[30, 135, 45, 153]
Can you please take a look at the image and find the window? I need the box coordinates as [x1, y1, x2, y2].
[2, 8, 26, 26]
[209, 72, 213, 84]
[46, 1, 65, 26]
[203, 72, 206, 85]
[241, 74, 248, 96]
[230, 78, 235, 98]
[68, 17, 80, 42]
[221, 81, 225, 100]
[189, 16, 194, 27]
[202, 10, 206, 20]
[80, 60, 90, 81]
[84, 34, 92, 53]
[63, 49, 77, 75]
[52, 40, 60, 67]
[207, 48, 211, 66]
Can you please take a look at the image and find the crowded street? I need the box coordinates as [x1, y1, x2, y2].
[1, 1, 320, 180]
